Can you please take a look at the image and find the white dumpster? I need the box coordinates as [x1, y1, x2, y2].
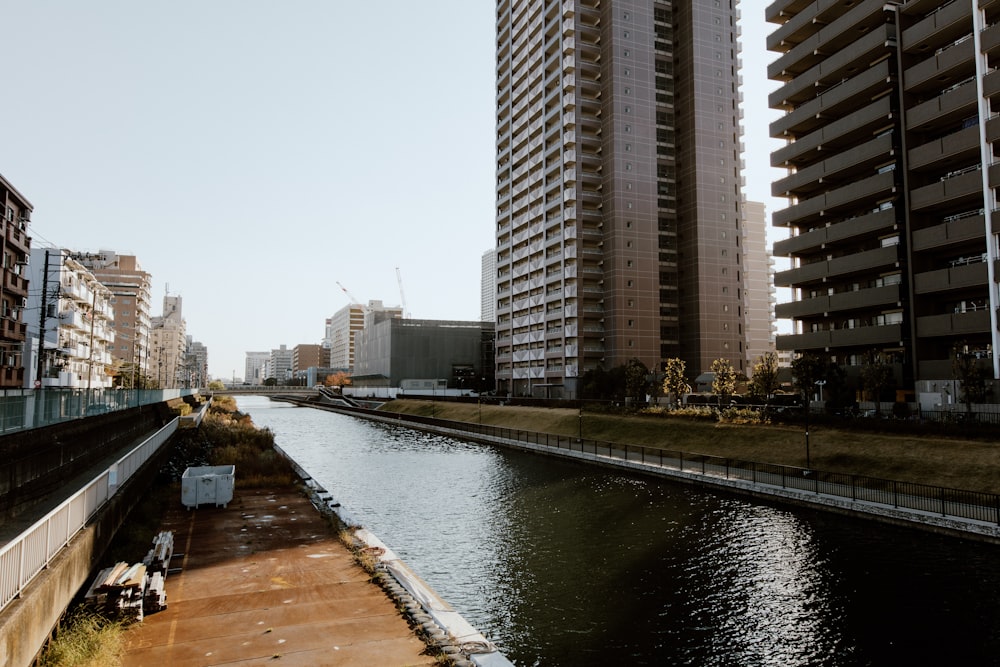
[181, 465, 235, 509]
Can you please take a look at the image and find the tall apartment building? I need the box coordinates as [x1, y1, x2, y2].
[481, 249, 497, 322]
[186, 337, 208, 387]
[25, 248, 115, 389]
[768, 0, 1000, 396]
[743, 201, 776, 368]
[70, 250, 152, 380]
[0, 174, 31, 388]
[494, 0, 748, 398]
[149, 294, 186, 389]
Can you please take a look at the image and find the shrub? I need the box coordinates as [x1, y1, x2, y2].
[719, 406, 768, 425]
[669, 406, 719, 420]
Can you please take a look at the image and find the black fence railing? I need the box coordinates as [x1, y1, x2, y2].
[318, 402, 1000, 528]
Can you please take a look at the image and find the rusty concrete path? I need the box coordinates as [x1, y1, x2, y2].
[123, 488, 435, 666]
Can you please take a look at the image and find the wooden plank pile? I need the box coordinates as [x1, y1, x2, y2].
[83, 530, 175, 621]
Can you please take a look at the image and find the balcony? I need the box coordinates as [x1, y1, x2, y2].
[772, 171, 896, 228]
[905, 78, 977, 133]
[0, 317, 27, 342]
[902, 34, 975, 96]
[3, 272, 28, 297]
[916, 310, 991, 338]
[911, 213, 985, 252]
[774, 245, 900, 287]
[913, 261, 988, 294]
[900, 0, 972, 57]
[909, 167, 984, 212]
[774, 208, 896, 256]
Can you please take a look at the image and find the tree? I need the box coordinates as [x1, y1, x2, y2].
[711, 358, 737, 406]
[952, 341, 987, 414]
[326, 371, 352, 388]
[207, 380, 226, 391]
[860, 350, 894, 418]
[748, 352, 780, 403]
[791, 353, 825, 401]
[111, 361, 155, 389]
[624, 358, 651, 405]
[662, 358, 691, 407]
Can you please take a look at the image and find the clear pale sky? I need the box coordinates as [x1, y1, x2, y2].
[1, 2, 782, 380]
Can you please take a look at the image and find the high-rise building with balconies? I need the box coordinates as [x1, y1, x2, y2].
[494, 0, 748, 398]
[70, 250, 153, 382]
[768, 1, 1000, 399]
[0, 174, 32, 389]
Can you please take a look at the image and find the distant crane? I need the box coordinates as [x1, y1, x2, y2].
[395, 267, 408, 319]
[336, 281, 369, 312]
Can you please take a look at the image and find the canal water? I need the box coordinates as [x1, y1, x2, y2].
[237, 396, 1000, 666]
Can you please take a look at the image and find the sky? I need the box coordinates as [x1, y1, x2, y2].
[1, 1, 783, 381]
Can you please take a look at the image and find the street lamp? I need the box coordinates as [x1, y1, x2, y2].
[805, 379, 827, 469]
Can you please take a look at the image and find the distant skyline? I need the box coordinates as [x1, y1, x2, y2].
[1, 2, 782, 379]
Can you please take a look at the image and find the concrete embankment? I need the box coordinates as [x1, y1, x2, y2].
[287, 399, 1000, 545]
[275, 444, 514, 667]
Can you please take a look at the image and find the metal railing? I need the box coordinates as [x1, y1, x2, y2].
[0, 418, 177, 613]
[0, 388, 196, 434]
[329, 405, 1000, 528]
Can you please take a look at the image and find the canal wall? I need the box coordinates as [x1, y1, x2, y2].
[285, 399, 1000, 545]
[272, 441, 514, 667]
[0, 431, 170, 667]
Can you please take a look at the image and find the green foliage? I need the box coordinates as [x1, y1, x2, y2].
[580, 364, 626, 401]
[662, 358, 691, 405]
[951, 341, 989, 412]
[208, 379, 226, 390]
[860, 350, 895, 417]
[624, 358, 651, 404]
[719, 406, 768, 425]
[710, 358, 737, 403]
[111, 362, 155, 389]
[748, 352, 780, 401]
[791, 353, 826, 399]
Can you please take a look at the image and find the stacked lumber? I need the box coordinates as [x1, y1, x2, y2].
[83, 561, 147, 622]
[143, 531, 174, 575]
[84, 530, 175, 622]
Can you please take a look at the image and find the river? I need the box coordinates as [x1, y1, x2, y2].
[236, 396, 1000, 666]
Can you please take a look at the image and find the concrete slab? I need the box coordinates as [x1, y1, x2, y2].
[123, 488, 435, 667]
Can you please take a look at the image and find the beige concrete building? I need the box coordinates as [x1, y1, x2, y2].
[70, 251, 152, 383]
[768, 0, 1000, 397]
[743, 201, 776, 370]
[494, 0, 748, 398]
[325, 300, 402, 372]
[149, 295, 186, 389]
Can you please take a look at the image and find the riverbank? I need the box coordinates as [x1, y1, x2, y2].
[379, 400, 1000, 495]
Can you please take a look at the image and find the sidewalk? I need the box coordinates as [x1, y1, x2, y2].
[122, 488, 435, 666]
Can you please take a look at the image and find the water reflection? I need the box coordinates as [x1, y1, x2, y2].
[238, 397, 1000, 666]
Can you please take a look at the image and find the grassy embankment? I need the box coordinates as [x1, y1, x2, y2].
[380, 399, 1000, 495]
[38, 396, 300, 667]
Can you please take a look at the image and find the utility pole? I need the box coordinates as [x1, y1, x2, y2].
[35, 250, 50, 391]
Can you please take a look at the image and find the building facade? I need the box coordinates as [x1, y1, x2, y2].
[481, 248, 497, 323]
[269, 344, 293, 383]
[353, 317, 495, 394]
[743, 201, 776, 369]
[494, 0, 748, 398]
[185, 337, 208, 388]
[149, 295, 186, 389]
[24, 248, 115, 389]
[244, 351, 269, 385]
[326, 300, 402, 372]
[768, 0, 1000, 398]
[0, 174, 31, 388]
[70, 250, 152, 383]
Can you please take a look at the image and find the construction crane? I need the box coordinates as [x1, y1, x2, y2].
[395, 267, 408, 319]
[336, 281, 368, 312]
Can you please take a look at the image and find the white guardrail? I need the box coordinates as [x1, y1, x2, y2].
[0, 418, 178, 613]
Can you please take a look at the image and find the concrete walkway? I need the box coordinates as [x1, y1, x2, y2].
[123, 488, 435, 666]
